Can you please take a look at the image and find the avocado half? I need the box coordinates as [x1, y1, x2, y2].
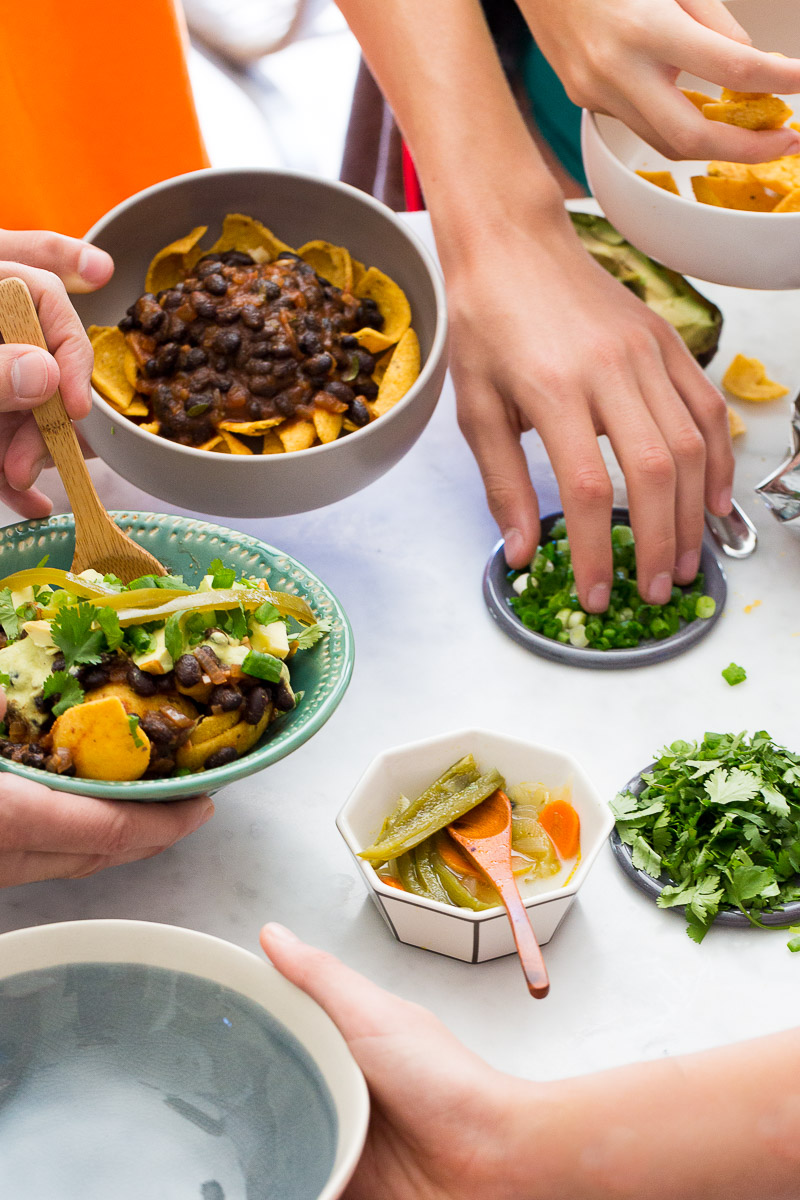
[571, 212, 723, 367]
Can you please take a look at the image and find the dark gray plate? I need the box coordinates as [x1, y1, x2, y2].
[610, 766, 800, 928]
[483, 508, 726, 670]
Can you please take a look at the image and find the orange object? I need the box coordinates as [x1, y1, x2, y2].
[538, 799, 580, 859]
[436, 831, 484, 880]
[380, 876, 406, 892]
[0, 0, 209, 237]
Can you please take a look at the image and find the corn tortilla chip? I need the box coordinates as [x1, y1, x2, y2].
[209, 214, 291, 264]
[108, 397, 149, 418]
[722, 354, 789, 402]
[691, 176, 777, 211]
[727, 406, 747, 438]
[262, 430, 284, 454]
[220, 430, 253, 455]
[773, 188, 800, 212]
[707, 160, 753, 182]
[277, 418, 316, 453]
[176, 706, 272, 772]
[139, 420, 161, 435]
[144, 225, 207, 295]
[191, 709, 241, 745]
[298, 240, 354, 292]
[198, 435, 224, 452]
[218, 418, 283, 434]
[313, 408, 343, 444]
[88, 325, 136, 411]
[635, 170, 680, 195]
[681, 88, 715, 111]
[748, 154, 800, 195]
[353, 266, 412, 352]
[372, 347, 395, 386]
[702, 96, 792, 131]
[373, 328, 420, 417]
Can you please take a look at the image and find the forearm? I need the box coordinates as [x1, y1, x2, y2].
[335, 0, 568, 274]
[502, 1027, 800, 1199]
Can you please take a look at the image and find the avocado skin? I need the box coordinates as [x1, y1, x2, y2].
[570, 212, 723, 367]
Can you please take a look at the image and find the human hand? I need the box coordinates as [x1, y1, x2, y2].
[260, 924, 533, 1200]
[518, 0, 800, 162]
[0, 691, 213, 886]
[447, 210, 733, 610]
[0, 230, 113, 519]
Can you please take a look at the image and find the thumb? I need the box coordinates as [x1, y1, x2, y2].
[0, 345, 59, 411]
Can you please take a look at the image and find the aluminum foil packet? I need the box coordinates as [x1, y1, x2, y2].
[755, 392, 800, 521]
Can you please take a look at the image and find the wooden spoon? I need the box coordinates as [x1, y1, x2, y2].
[448, 790, 550, 998]
[0, 277, 166, 582]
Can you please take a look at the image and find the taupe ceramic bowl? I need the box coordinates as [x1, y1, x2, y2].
[74, 168, 448, 517]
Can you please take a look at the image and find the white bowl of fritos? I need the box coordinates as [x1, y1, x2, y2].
[582, 1, 800, 289]
[74, 168, 447, 517]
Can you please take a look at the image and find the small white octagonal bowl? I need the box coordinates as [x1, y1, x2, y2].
[337, 729, 612, 963]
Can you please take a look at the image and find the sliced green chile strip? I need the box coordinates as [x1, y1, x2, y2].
[413, 841, 452, 905]
[396, 851, 428, 897]
[360, 766, 505, 862]
[431, 850, 495, 912]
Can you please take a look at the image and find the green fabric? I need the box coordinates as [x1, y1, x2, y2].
[521, 39, 588, 190]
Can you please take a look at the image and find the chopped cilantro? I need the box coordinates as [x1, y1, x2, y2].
[156, 574, 188, 589]
[0, 670, 10, 689]
[292, 619, 330, 650]
[43, 671, 85, 716]
[209, 558, 236, 589]
[185, 611, 215, 646]
[51, 603, 105, 670]
[613, 731, 800, 942]
[0, 588, 20, 641]
[252, 601, 283, 627]
[128, 713, 145, 749]
[241, 649, 284, 683]
[95, 606, 123, 652]
[127, 575, 160, 590]
[164, 612, 185, 663]
[722, 662, 747, 686]
[216, 604, 247, 642]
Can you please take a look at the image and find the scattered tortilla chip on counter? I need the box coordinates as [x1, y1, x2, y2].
[702, 95, 793, 131]
[727, 406, 747, 438]
[691, 175, 777, 211]
[722, 354, 789, 402]
[636, 170, 680, 195]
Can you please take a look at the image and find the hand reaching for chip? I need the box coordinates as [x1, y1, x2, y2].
[0, 686, 214, 887]
[448, 206, 733, 609]
[517, 0, 800, 163]
[0, 230, 113, 518]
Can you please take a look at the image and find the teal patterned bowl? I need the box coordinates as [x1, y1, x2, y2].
[0, 513, 353, 801]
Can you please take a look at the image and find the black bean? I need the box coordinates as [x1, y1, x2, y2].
[162, 289, 184, 310]
[270, 341, 293, 359]
[277, 251, 301, 261]
[156, 344, 180, 373]
[217, 250, 255, 267]
[153, 383, 172, 409]
[118, 314, 135, 332]
[357, 349, 376, 373]
[187, 320, 207, 343]
[274, 391, 296, 416]
[358, 378, 379, 400]
[184, 346, 207, 370]
[305, 352, 333, 377]
[26, 752, 47, 771]
[193, 295, 216, 320]
[262, 319, 282, 337]
[259, 280, 281, 301]
[210, 684, 244, 712]
[52, 652, 66, 672]
[204, 273, 228, 295]
[339, 334, 358, 349]
[140, 712, 175, 744]
[240, 305, 265, 331]
[298, 332, 322, 355]
[79, 665, 109, 690]
[127, 662, 158, 696]
[189, 367, 213, 390]
[174, 653, 202, 687]
[213, 357, 228, 373]
[274, 679, 295, 711]
[216, 305, 240, 325]
[196, 258, 224, 278]
[167, 316, 187, 341]
[243, 686, 269, 725]
[185, 393, 214, 418]
[213, 374, 232, 392]
[205, 745, 238, 769]
[247, 359, 272, 376]
[348, 398, 370, 427]
[249, 340, 270, 359]
[274, 360, 297, 381]
[213, 328, 241, 355]
[143, 357, 161, 378]
[250, 377, 278, 397]
[324, 380, 355, 403]
[140, 307, 167, 335]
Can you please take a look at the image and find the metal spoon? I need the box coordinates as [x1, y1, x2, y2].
[449, 790, 550, 998]
[0, 277, 166, 582]
[704, 499, 757, 559]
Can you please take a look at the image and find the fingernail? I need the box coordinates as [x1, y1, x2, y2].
[647, 572, 673, 606]
[716, 487, 733, 515]
[264, 923, 298, 944]
[676, 550, 699, 583]
[587, 583, 610, 612]
[780, 134, 800, 155]
[503, 528, 524, 565]
[78, 245, 112, 285]
[197, 801, 215, 827]
[11, 350, 49, 399]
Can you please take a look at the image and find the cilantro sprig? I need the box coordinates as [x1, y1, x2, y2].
[612, 731, 800, 943]
[42, 671, 85, 717]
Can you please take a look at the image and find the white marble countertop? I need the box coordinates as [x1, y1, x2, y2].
[0, 211, 799, 1087]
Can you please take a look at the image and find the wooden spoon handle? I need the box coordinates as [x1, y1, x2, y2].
[495, 877, 550, 999]
[0, 277, 108, 526]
